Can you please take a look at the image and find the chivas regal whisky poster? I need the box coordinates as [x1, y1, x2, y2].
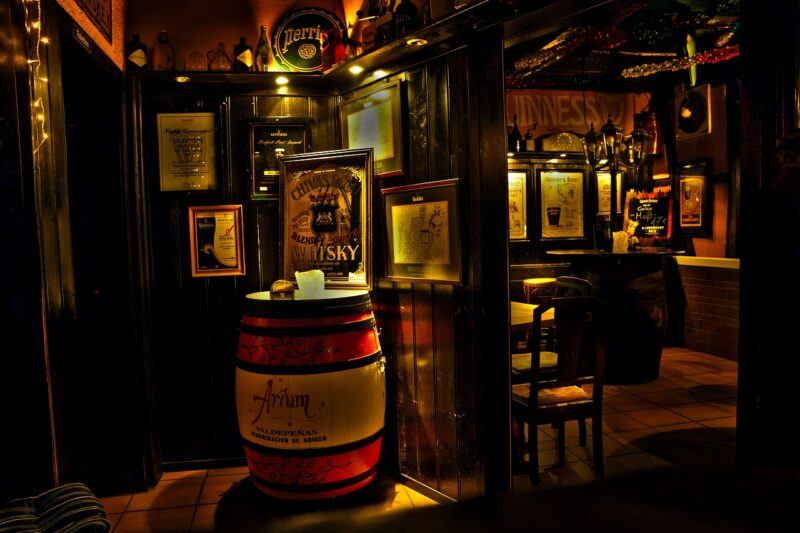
[280, 149, 373, 289]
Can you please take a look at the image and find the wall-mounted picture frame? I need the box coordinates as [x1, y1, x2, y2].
[249, 119, 309, 200]
[188, 205, 245, 277]
[536, 169, 587, 240]
[157, 112, 218, 192]
[339, 78, 404, 178]
[382, 179, 462, 284]
[596, 171, 624, 215]
[280, 148, 372, 289]
[508, 170, 528, 241]
[678, 160, 713, 237]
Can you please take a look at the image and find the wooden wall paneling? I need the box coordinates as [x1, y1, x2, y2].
[406, 67, 430, 184]
[412, 283, 438, 485]
[310, 96, 339, 152]
[426, 58, 451, 180]
[396, 283, 419, 477]
[374, 280, 401, 472]
[433, 284, 458, 498]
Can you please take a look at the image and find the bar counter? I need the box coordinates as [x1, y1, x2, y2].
[547, 249, 684, 384]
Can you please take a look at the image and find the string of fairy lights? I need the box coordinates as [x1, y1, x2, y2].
[23, 0, 49, 154]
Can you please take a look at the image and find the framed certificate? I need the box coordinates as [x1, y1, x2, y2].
[280, 148, 372, 289]
[188, 205, 245, 277]
[382, 179, 462, 284]
[536, 169, 586, 240]
[157, 113, 218, 192]
[249, 120, 308, 200]
[339, 79, 404, 178]
[678, 160, 712, 236]
[508, 171, 528, 241]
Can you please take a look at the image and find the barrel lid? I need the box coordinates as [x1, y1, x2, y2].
[243, 289, 372, 317]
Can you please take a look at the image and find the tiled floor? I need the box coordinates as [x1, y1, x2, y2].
[100, 468, 436, 532]
[513, 347, 738, 490]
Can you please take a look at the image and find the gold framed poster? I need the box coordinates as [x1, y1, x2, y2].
[596, 171, 623, 214]
[157, 113, 218, 192]
[382, 179, 461, 284]
[678, 160, 712, 237]
[508, 171, 528, 241]
[537, 170, 586, 240]
[188, 205, 245, 277]
[339, 79, 404, 178]
[280, 148, 372, 289]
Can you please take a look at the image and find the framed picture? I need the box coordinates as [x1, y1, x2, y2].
[280, 148, 372, 289]
[678, 161, 712, 237]
[188, 205, 245, 277]
[536, 169, 586, 240]
[339, 78, 404, 178]
[249, 119, 308, 200]
[157, 113, 218, 192]
[382, 179, 462, 284]
[623, 187, 673, 248]
[508, 170, 528, 241]
[596, 171, 623, 215]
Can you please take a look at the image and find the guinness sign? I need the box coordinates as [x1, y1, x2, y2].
[272, 8, 345, 72]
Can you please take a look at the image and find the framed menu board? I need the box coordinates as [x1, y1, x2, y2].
[157, 113, 218, 192]
[249, 120, 308, 200]
[678, 161, 712, 237]
[624, 187, 673, 247]
[508, 171, 528, 241]
[188, 205, 245, 277]
[280, 148, 372, 289]
[536, 169, 586, 240]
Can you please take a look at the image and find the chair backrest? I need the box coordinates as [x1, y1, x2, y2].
[528, 296, 606, 396]
[554, 276, 593, 297]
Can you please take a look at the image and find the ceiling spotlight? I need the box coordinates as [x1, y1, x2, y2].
[349, 65, 364, 75]
[276, 75, 289, 85]
[406, 38, 428, 47]
[373, 69, 387, 79]
[174, 76, 191, 83]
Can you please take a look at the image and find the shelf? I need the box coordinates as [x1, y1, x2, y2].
[131, 70, 337, 96]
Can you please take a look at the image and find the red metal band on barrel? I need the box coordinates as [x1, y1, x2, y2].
[242, 312, 375, 329]
[252, 472, 377, 500]
[244, 436, 382, 487]
[237, 328, 380, 366]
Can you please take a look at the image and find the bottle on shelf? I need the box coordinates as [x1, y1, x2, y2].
[395, 0, 421, 37]
[125, 34, 148, 71]
[151, 31, 174, 71]
[508, 114, 523, 153]
[207, 42, 233, 71]
[233, 37, 254, 72]
[255, 25, 271, 72]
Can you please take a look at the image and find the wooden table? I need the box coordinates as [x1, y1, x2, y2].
[511, 301, 554, 334]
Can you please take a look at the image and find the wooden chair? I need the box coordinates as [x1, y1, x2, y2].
[512, 296, 607, 486]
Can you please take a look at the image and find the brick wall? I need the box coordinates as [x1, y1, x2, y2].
[677, 265, 739, 360]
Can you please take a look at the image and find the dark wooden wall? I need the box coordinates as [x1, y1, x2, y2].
[136, 85, 338, 467]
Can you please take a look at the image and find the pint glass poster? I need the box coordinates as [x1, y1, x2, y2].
[188, 205, 245, 277]
[538, 170, 585, 239]
[281, 149, 372, 288]
[157, 113, 217, 191]
[508, 171, 527, 240]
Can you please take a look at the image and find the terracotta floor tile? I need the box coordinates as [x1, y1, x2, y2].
[115, 507, 195, 533]
[404, 486, 438, 508]
[669, 402, 733, 421]
[539, 461, 598, 487]
[127, 478, 204, 511]
[189, 504, 217, 532]
[704, 400, 737, 415]
[198, 473, 249, 505]
[638, 390, 697, 407]
[105, 513, 121, 530]
[605, 395, 658, 412]
[652, 376, 702, 391]
[599, 412, 648, 432]
[686, 383, 738, 402]
[700, 416, 737, 431]
[100, 494, 131, 514]
[626, 407, 691, 427]
[162, 469, 207, 481]
[382, 485, 415, 511]
[566, 435, 621, 462]
[686, 373, 736, 386]
[603, 454, 657, 478]
[207, 466, 249, 477]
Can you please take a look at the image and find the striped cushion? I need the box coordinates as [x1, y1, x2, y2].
[0, 483, 109, 532]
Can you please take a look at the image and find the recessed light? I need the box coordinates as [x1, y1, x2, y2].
[275, 75, 289, 85]
[406, 38, 428, 47]
[174, 76, 191, 83]
[507, 152, 515, 157]
[277, 86, 289, 95]
[373, 69, 387, 78]
[349, 65, 364, 75]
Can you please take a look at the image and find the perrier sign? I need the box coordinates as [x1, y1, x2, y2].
[281, 149, 372, 289]
[271, 8, 346, 72]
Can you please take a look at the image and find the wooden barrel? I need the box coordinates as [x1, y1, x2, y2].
[236, 290, 385, 500]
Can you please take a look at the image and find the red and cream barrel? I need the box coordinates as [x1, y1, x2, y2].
[236, 289, 385, 500]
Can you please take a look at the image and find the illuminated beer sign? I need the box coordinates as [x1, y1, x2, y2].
[271, 8, 345, 72]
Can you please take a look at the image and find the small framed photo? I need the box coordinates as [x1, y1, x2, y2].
[340, 78, 404, 178]
[678, 160, 712, 237]
[536, 169, 587, 240]
[508, 170, 528, 241]
[157, 112, 218, 192]
[249, 119, 309, 200]
[188, 205, 246, 277]
[280, 148, 372, 289]
[595, 171, 623, 215]
[382, 179, 462, 284]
